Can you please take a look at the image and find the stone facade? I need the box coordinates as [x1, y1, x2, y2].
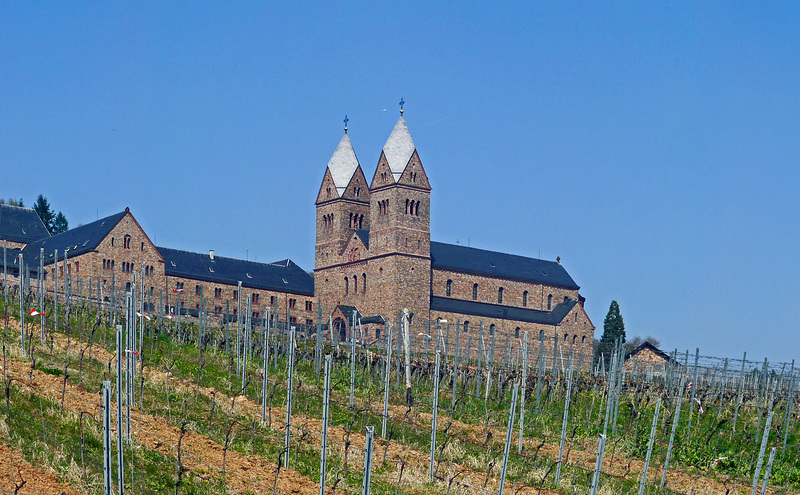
[314, 116, 595, 369]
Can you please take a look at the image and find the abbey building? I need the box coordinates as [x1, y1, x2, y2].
[1, 112, 594, 364]
[315, 115, 595, 359]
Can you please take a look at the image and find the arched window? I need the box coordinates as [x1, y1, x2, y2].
[446, 279, 452, 296]
[539, 329, 545, 340]
[472, 283, 478, 300]
[124, 235, 131, 249]
[362, 273, 366, 293]
[523, 291, 528, 307]
[353, 275, 358, 294]
[463, 320, 469, 333]
[564, 333, 568, 341]
[547, 294, 553, 310]
[489, 324, 495, 335]
[344, 277, 349, 295]
[564, 296, 569, 303]
[581, 336, 586, 344]
[405, 198, 410, 214]
[498, 287, 504, 304]
[515, 327, 520, 338]
[111, 237, 115, 247]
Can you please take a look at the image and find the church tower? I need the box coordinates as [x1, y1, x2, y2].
[368, 106, 432, 319]
[315, 126, 370, 272]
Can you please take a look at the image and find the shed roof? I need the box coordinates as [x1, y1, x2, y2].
[0, 204, 51, 245]
[430, 296, 578, 325]
[157, 246, 314, 296]
[430, 242, 579, 289]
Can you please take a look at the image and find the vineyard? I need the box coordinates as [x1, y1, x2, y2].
[0, 281, 799, 495]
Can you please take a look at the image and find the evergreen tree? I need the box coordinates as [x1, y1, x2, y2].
[597, 300, 625, 362]
[52, 212, 69, 234]
[33, 194, 55, 232]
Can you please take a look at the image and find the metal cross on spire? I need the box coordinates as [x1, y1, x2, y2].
[343, 115, 349, 134]
[399, 97, 405, 115]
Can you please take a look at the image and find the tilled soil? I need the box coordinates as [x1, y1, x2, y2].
[1, 353, 320, 495]
[0, 441, 86, 495]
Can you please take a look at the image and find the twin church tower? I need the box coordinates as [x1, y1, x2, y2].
[315, 112, 432, 326]
[314, 106, 594, 355]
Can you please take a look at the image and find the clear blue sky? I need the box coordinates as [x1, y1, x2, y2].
[3, 3, 799, 364]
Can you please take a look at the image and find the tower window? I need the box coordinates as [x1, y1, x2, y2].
[353, 275, 358, 294]
[498, 287, 504, 304]
[515, 327, 520, 338]
[547, 294, 553, 310]
[472, 283, 478, 300]
[362, 273, 366, 294]
[123, 235, 131, 249]
[326, 187, 331, 199]
[463, 320, 469, 333]
[523, 290, 528, 307]
[344, 277, 349, 295]
[446, 279, 452, 297]
[490, 324, 495, 335]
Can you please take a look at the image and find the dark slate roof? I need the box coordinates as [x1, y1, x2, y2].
[354, 229, 370, 249]
[431, 242, 579, 289]
[625, 342, 674, 363]
[0, 205, 51, 245]
[0, 247, 45, 276]
[157, 246, 314, 296]
[336, 305, 385, 325]
[21, 210, 128, 266]
[430, 296, 578, 326]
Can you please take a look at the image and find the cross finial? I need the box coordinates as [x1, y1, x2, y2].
[343, 115, 349, 134]
[399, 97, 405, 115]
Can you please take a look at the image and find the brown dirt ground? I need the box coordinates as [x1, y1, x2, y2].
[1, 351, 319, 495]
[0, 441, 86, 495]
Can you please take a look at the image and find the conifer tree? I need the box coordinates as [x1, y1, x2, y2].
[597, 300, 625, 363]
[33, 194, 55, 232]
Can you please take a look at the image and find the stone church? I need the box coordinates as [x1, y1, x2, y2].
[314, 113, 594, 361]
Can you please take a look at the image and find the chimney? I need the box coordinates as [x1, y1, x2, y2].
[209, 249, 215, 261]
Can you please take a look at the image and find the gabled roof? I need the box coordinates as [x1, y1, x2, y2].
[382, 117, 416, 180]
[354, 229, 370, 249]
[431, 296, 578, 325]
[157, 247, 314, 296]
[20, 210, 128, 266]
[431, 242, 579, 289]
[327, 134, 361, 196]
[625, 342, 674, 363]
[0, 204, 51, 245]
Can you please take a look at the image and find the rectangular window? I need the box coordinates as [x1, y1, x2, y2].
[253, 293, 260, 304]
[233, 290, 238, 300]
[196, 285, 201, 295]
[305, 301, 313, 311]
[289, 298, 297, 308]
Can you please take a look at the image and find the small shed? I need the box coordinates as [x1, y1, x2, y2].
[624, 342, 674, 377]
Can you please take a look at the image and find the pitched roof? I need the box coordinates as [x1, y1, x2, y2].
[354, 229, 370, 249]
[430, 242, 579, 289]
[0, 204, 51, 245]
[430, 296, 578, 325]
[327, 134, 361, 196]
[625, 342, 674, 363]
[20, 210, 128, 266]
[157, 246, 314, 296]
[0, 248, 39, 277]
[382, 117, 416, 180]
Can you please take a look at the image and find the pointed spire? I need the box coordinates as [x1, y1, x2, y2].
[327, 133, 360, 195]
[382, 116, 416, 180]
